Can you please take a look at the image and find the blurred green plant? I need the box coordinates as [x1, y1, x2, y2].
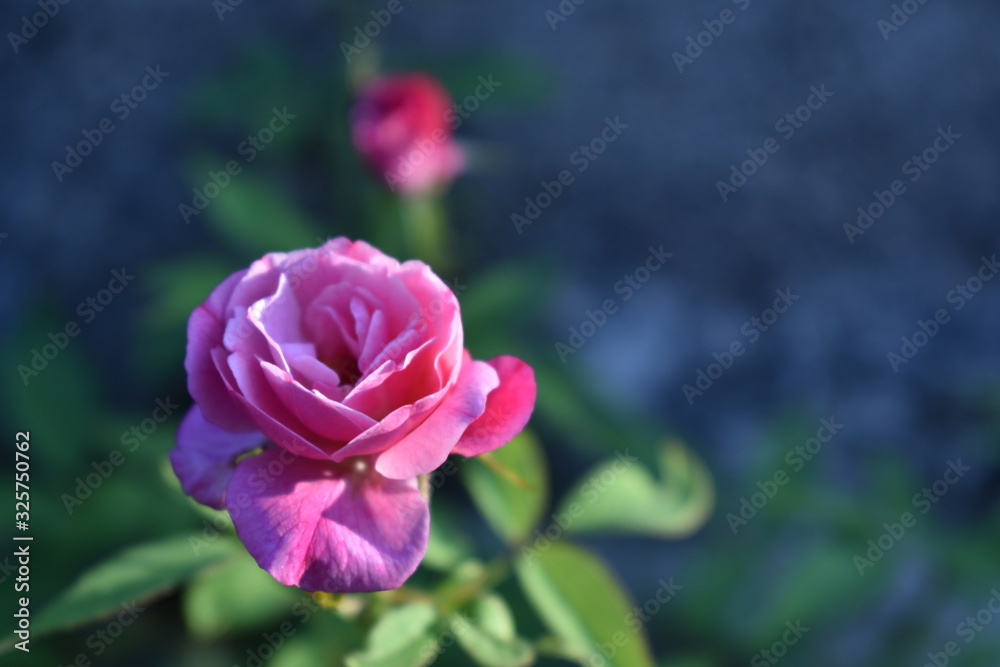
[3, 27, 720, 667]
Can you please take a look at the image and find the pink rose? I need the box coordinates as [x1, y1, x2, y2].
[350, 72, 465, 195]
[170, 238, 535, 592]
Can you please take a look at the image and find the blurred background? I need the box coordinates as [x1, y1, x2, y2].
[2, 0, 1000, 666]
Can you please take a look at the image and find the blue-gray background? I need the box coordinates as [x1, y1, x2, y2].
[2, 1, 999, 666]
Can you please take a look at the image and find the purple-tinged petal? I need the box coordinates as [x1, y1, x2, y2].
[186, 272, 255, 433]
[260, 361, 377, 442]
[375, 356, 499, 480]
[452, 355, 536, 457]
[248, 273, 307, 374]
[169, 406, 265, 509]
[227, 252, 287, 313]
[344, 335, 441, 419]
[228, 449, 428, 592]
[331, 385, 446, 463]
[228, 354, 338, 460]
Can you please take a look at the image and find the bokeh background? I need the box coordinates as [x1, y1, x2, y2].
[2, 0, 1000, 666]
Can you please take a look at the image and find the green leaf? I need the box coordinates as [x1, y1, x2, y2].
[556, 440, 714, 538]
[269, 632, 337, 667]
[345, 602, 439, 667]
[270, 609, 365, 667]
[424, 501, 476, 572]
[31, 534, 242, 638]
[462, 430, 548, 544]
[182, 548, 302, 639]
[470, 593, 516, 640]
[201, 173, 323, 255]
[454, 595, 535, 667]
[514, 542, 654, 667]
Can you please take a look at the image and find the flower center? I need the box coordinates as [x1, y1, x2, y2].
[321, 351, 361, 387]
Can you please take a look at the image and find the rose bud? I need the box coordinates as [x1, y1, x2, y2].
[350, 73, 465, 195]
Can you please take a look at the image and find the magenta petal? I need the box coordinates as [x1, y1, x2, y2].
[169, 406, 265, 509]
[260, 361, 377, 442]
[228, 354, 338, 460]
[248, 273, 306, 373]
[332, 386, 445, 463]
[375, 357, 499, 480]
[228, 449, 429, 592]
[186, 272, 255, 433]
[453, 356, 536, 457]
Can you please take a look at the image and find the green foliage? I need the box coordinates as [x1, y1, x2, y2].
[2, 312, 102, 467]
[454, 594, 535, 667]
[423, 502, 476, 572]
[138, 255, 234, 381]
[201, 174, 325, 255]
[462, 430, 549, 545]
[345, 603, 439, 667]
[30, 534, 242, 640]
[531, 362, 663, 464]
[2, 30, 732, 667]
[514, 542, 655, 667]
[556, 440, 714, 538]
[182, 549, 303, 639]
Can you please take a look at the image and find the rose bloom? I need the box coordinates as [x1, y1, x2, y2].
[350, 72, 465, 195]
[170, 238, 535, 592]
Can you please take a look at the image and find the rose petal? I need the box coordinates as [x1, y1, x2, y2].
[227, 251, 287, 312]
[344, 335, 441, 419]
[375, 355, 499, 480]
[228, 354, 337, 460]
[331, 384, 448, 463]
[228, 449, 428, 592]
[357, 308, 391, 374]
[248, 273, 307, 374]
[288, 354, 348, 400]
[294, 252, 414, 331]
[452, 355, 537, 457]
[261, 361, 376, 443]
[186, 271, 255, 433]
[169, 406, 265, 509]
